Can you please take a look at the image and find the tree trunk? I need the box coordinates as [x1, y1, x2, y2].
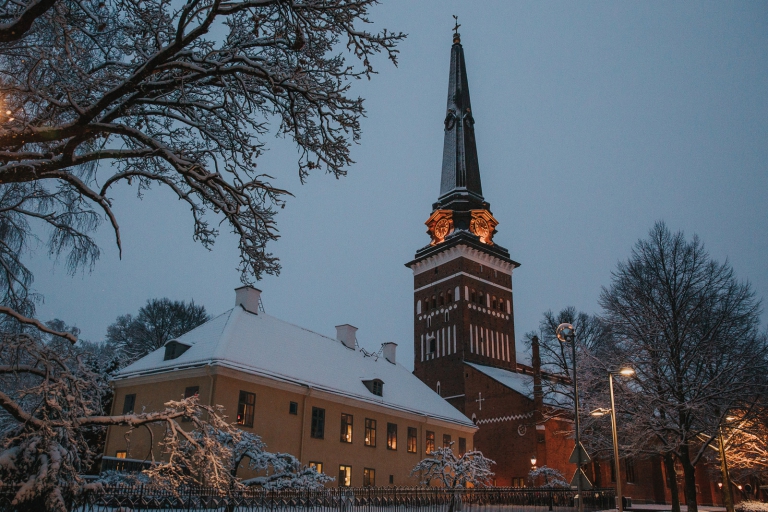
[679, 445, 699, 512]
[664, 453, 681, 512]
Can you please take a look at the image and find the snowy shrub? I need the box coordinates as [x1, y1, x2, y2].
[528, 465, 569, 488]
[736, 501, 768, 512]
[411, 443, 495, 488]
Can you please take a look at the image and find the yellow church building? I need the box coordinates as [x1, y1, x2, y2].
[104, 286, 477, 487]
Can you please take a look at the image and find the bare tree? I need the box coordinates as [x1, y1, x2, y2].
[598, 222, 767, 512]
[0, 0, 404, 335]
[524, 307, 610, 419]
[105, 297, 209, 364]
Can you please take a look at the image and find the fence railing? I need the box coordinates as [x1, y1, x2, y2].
[0, 484, 617, 511]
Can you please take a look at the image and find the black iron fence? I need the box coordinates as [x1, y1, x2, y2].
[1, 484, 616, 511]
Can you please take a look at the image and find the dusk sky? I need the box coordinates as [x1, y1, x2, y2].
[28, 1, 768, 370]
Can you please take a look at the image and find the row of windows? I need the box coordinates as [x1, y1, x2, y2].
[310, 464, 386, 487]
[122, 391, 466, 457]
[417, 289, 509, 316]
[422, 289, 456, 312]
[314, 409, 417, 452]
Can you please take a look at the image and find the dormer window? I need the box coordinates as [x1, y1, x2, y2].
[163, 341, 190, 361]
[363, 379, 384, 397]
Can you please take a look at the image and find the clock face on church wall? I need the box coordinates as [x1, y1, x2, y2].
[471, 217, 489, 238]
[434, 218, 451, 239]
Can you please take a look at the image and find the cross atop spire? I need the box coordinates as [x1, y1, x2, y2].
[436, 30, 485, 213]
[452, 15, 461, 43]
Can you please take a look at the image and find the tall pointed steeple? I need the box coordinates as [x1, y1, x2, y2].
[407, 30, 516, 266]
[437, 31, 485, 212]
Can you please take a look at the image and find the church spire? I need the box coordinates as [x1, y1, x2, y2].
[436, 29, 485, 212]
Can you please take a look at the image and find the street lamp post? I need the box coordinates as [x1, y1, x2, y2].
[590, 367, 634, 512]
[556, 323, 587, 512]
[718, 420, 735, 512]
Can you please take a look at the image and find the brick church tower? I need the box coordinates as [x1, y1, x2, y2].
[406, 31, 573, 487]
[406, 29, 520, 404]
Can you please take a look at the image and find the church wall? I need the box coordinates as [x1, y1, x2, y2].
[105, 368, 476, 487]
[462, 364, 537, 486]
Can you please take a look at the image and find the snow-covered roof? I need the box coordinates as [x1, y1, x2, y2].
[465, 362, 569, 408]
[115, 306, 475, 429]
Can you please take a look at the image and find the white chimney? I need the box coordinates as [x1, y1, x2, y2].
[335, 324, 357, 350]
[382, 342, 397, 364]
[235, 286, 261, 314]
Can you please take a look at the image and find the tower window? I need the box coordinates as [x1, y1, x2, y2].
[427, 316, 432, 328]
[431, 296, 436, 309]
[429, 337, 436, 354]
[492, 296, 497, 309]
[471, 289, 477, 303]
[438, 293, 444, 306]
[477, 292, 484, 305]
[446, 290, 452, 303]
[444, 311, 449, 322]
[436, 381, 441, 395]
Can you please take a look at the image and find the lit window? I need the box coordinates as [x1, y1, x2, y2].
[309, 461, 323, 473]
[339, 465, 352, 487]
[311, 407, 325, 439]
[115, 451, 127, 459]
[387, 423, 397, 450]
[236, 391, 255, 427]
[363, 468, 375, 487]
[340, 413, 353, 443]
[407, 427, 417, 453]
[365, 419, 376, 447]
[443, 434, 452, 449]
[426, 431, 435, 454]
[122, 393, 136, 414]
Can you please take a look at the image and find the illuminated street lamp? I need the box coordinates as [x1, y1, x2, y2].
[589, 367, 634, 512]
[531, 457, 538, 467]
[556, 323, 590, 512]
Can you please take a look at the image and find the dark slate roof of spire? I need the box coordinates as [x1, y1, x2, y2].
[436, 33, 485, 212]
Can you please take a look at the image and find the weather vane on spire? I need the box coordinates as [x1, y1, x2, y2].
[452, 15, 461, 43]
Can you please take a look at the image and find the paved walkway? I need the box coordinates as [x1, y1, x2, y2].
[624, 506, 726, 512]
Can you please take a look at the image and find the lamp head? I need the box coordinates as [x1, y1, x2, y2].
[618, 367, 635, 377]
[530, 457, 537, 466]
[718, 483, 723, 489]
[556, 323, 575, 343]
[590, 408, 610, 417]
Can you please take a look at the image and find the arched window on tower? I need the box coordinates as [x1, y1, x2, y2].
[444, 310, 450, 322]
[471, 289, 477, 303]
[478, 292, 484, 306]
[416, 300, 421, 315]
[436, 381, 441, 396]
[431, 295, 437, 310]
[428, 336, 436, 354]
[492, 296, 497, 309]
[427, 316, 432, 328]
[446, 290, 452, 303]
[438, 293, 444, 307]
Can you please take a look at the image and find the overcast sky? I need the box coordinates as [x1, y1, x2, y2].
[28, 1, 768, 370]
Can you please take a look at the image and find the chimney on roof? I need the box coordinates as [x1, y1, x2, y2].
[235, 286, 262, 314]
[335, 324, 357, 350]
[382, 342, 397, 364]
